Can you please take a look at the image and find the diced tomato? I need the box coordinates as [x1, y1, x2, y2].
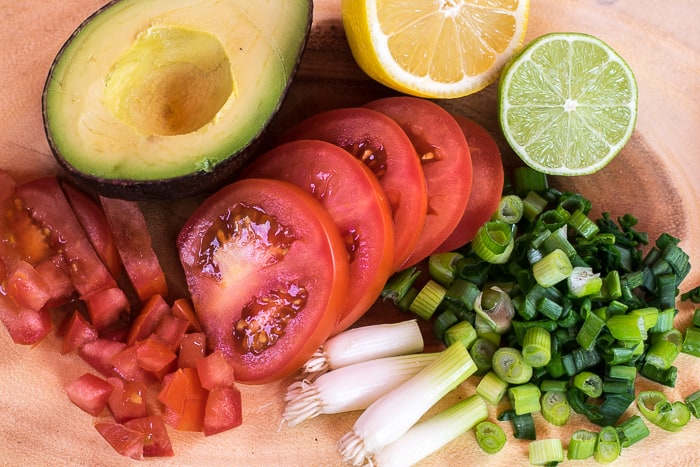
[136, 338, 177, 380]
[4, 260, 51, 310]
[0, 294, 52, 345]
[196, 350, 235, 390]
[95, 421, 145, 460]
[107, 377, 148, 423]
[14, 176, 117, 296]
[152, 314, 190, 351]
[82, 286, 130, 333]
[110, 345, 154, 383]
[123, 416, 174, 457]
[178, 332, 207, 369]
[282, 107, 428, 271]
[62, 310, 98, 354]
[158, 368, 207, 432]
[436, 115, 505, 252]
[99, 196, 168, 302]
[64, 372, 114, 416]
[241, 139, 395, 335]
[364, 97, 473, 267]
[79, 338, 127, 376]
[203, 386, 243, 436]
[62, 182, 123, 279]
[34, 256, 74, 307]
[170, 297, 202, 332]
[126, 294, 170, 345]
[177, 178, 350, 383]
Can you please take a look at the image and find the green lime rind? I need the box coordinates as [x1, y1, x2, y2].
[498, 32, 638, 176]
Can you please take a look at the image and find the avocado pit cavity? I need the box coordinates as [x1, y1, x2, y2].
[104, 26, 234, 136]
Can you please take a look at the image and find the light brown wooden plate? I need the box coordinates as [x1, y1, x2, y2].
[1, 1, 699, 465]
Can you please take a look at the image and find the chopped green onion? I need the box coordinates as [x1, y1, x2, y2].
[522, 191, 549, 222]
[493, 195, 524, 224]
[568, 209, 600, 240]
[539, 379, 568, 393]
[373, 395, 488, 467]
[540, 390, 571, 426]
[573, 371, 603, 398]
[567, 266, 602, 297]
[594, 426, 621, 463]
[497, 409, 536, 440]
[472, 221, 515, 264]
[284, 353, 439, 426]
[615, 415, 649, 448]
[337, 343, 477, 465]
[409, 280, 446, 320]
[397, 287, 419, 312]
[576, 311, 605, 351]
[302, 320, 424, 377]
[433, 309, 459, 341]
[636, 390, 690, 432]
[474, 420, 506, 454]
[521, 326, 551, 368]
[470, 338, 498, 375]
[640, 361, 677, 387]
[629, 307, 659, 330]
[540, 225, 577, 258]
[528, 438, 564, 466]
[514, 166, 548, 196]
[492, 347, 533, 384]
[474, 286, 515, 334]
[694, 308, 700, 327]
[684, 389, 700, 418]
[508, 383, 541, 415]
[567, 429, 597, 460]
[532, 249, 572, 287]
[650, 307, 676, 333]
[474, 313, 502, 347]
[381, 267, 421, 305]
[646, 329, 682, 370]
[444, 278, 480, 311]
[428, 252, 464, 288]
[681, 326, 700, 357]
[606, 314, 646, 341]
[443, 320, 477, 349]
[476, 371, 508, 405]
[681, 284, 700, 303]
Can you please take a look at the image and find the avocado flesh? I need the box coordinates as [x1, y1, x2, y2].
[44, 0, 311, 187]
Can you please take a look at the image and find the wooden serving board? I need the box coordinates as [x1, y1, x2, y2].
[1, 1, 700, 466]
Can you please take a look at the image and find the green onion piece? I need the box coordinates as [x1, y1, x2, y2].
[428, 252, 464, 288]
[640, 362, 677, 387]
[497, 409, 536, 440]
[684, 389, 700, 418]
[646, 330, 682, 370]
[606, 314, 646, 341]
[694, 308, 700, 327]
[539, 379, 568, 393]
[521, 326, 552, 368]
[381, 267, 421, 305]
[337, 343, 477, 465]
[476, 371, 509, 405]
[532, 249, 572, 287]
[492, 347, 533, 384]
[603, 377, 633, 395]
[609, 364, 636, 383]
[522, 191, 549, 222]
[567, 430, 597, 460]
[596, 392, 636, 427]
[408, 279, 446, 320]
[636, 390, 669, 425]
[630, 307, 659, 330]
[470, 338, 498, 375]
[474, 286, 515, 334]
[576, 311, 606, 351]
[657, 273, 677, 309]
[472, 221, 515, 264]
[444, 278, 480, 311]
[594, 426, 621, 464]
[397, 287, 418, 312]
[443, 320, 477, 349]
[433, 309, 459, 341]
[373, 394, 488, 467]
[650, 308, 676, 333]
[540, 226, 577, 258]
[474, 421, 507, 454]
[568, 209, 600, 240]
[573, 371, 603, 398]
[528, 438, 564, 466]
[493, 195, 524, 224]
[566, 387, 604, 424]
[508, 383, 541, 415]
[681, 285, 700, 303]
[284, 352, 439, 426]
[514, 166, 548, 196]
[567, 266, 603, 298]
[474, 313, 502, 347]
[615, 415, 649, 448]
[606, 300, 629, 316]
[681, 326, 700, 357]
[540, 390, 571, 426]
[657, 401, 691, 432]
[536, 296, 563, 320]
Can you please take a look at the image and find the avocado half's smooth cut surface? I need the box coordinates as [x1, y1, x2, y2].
[43, 0, 313, 200]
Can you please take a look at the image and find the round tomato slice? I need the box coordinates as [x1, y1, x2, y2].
[177, 178, 350, 384]
[241, 139, 394, 335]
[364, 97, 472, 267]
[282, 107, 427, 272]
[437, 115, 504, 253]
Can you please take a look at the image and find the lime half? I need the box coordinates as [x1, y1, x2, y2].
[498, 32, 638, 176]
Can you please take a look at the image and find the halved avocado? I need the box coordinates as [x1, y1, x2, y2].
[43, 0, 313, 200]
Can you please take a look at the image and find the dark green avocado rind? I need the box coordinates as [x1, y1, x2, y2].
[42, 0, 314, 201]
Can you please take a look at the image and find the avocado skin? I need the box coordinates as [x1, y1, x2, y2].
[42, 0, 314, 201]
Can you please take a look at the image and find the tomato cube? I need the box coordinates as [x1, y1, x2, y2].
[82, 286, 130, 332]
[196, 350, 235, 390]
[61, 310, 98, 354]
[0, 294, 52, 345]
[64, 372, 114, 416]
[95, 421, 145, 460]
[158, 367, 207, 431]
[124, 416, 174, 457]
[136, 338, 177, 380]
[78, 338, 126, 376]
[35, 257, 74, 307]
[5, 260, 51, 310]
[107, 377, 148, 423]
[203, 386, 243, 436]
[152, 314, 190, 351]
[178, 332, 207, 368]
[110, 345, 154, 383]
[170, 297, 202, 332]
[126, 294, 170, 346]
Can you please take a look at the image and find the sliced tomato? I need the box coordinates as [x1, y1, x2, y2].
[203, 386, 242, 436]
[282, 107, 427, 271]
[14, 176, 117, 296]
[364, 97, 472, 267]
[241, 139, 394, 334]
[437, 115, 504, 252]
[64, 372, 114, 416]
[62, 182, 123, 279]
[99, 196, 168, 302]
[177, 178, 350, 384]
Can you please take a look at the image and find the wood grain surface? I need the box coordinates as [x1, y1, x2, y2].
[1, 1, 699, 466]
